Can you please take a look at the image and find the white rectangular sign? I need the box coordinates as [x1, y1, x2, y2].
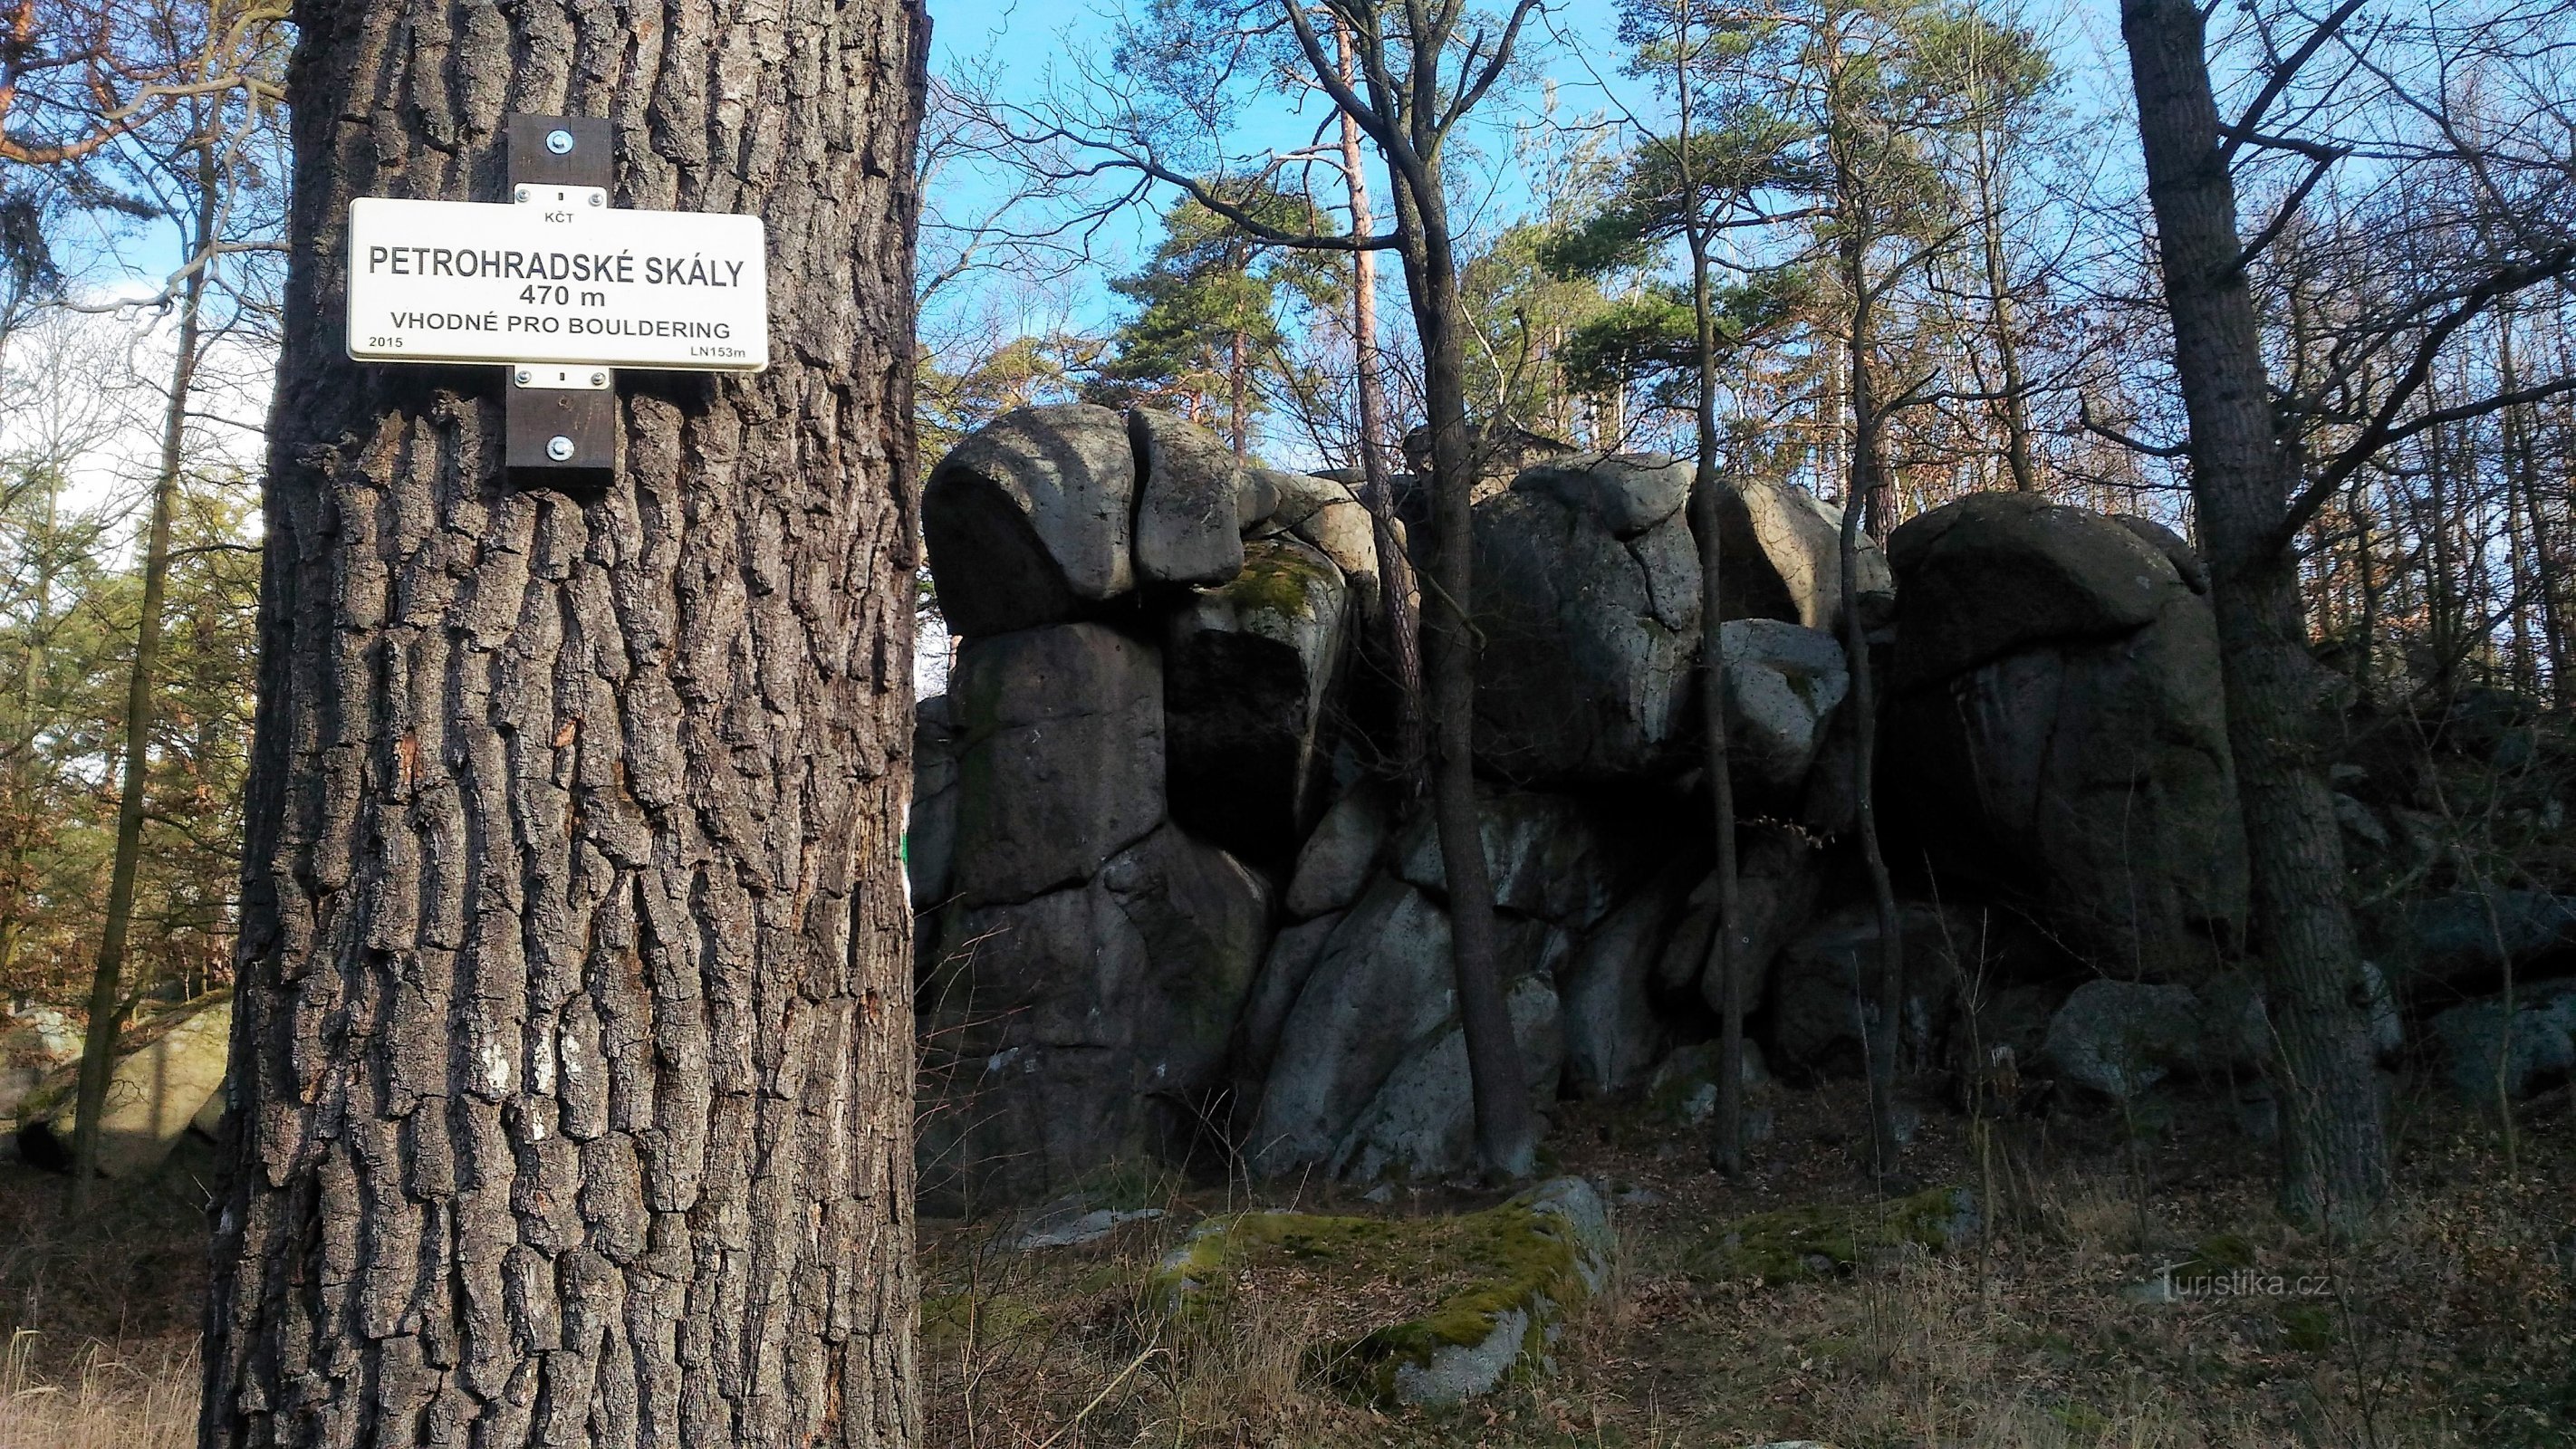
[346, 194, 769, 371]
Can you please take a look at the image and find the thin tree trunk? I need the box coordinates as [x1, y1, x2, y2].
[2501, 319, 2570, 702]
[1689, 226, 1748, 1176]
[2120, 0, 2389, 1230]
[1841, 236, 1906, 1188]
[1975, 129, 2037, 494]
[0, 467, 56, 984]
[69, 157, 208, 1206]
[1389, 154, 1534, 1183]
[1337, 21, 1427, 790]
[1666, 18, 1748, 1177]
[202, 2, 928, 1442]
[1230, 326, 1251, 458]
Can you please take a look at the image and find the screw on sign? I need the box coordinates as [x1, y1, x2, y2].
[342, 113, 771, 484]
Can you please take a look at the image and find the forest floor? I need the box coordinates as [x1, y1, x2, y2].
[0, 1080, 2569, 1448]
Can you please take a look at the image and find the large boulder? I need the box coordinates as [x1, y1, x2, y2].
[1129, 408, 1248, 587]
[920, 824, 1270, 1205]
[1284, 783, 1393, 919]
[1561, 860, 1700, 1097]
[1885, 494, 2247, 981]
[1393, 788, 1667, 932]
[947, 623, 1165, 907]
[908, 696, 960, 909]
[1332, 974, 1564, 1182]
[1888, 494, 2191, 687]
[1165, 536, 1350, 864]
[1511, 452, 1692, 536]
[2398, 888, 2576, 994]
[2430, 979, 2576, 1101]
[2037, 974, 2270, 1100]
[1667, 833, 1827, 1018]
[1247, 875, 1569, 1179]
[1718, 619, 1850, 795]
[1254, 469, 1385, 618]
[1698, 476, 1894, 636]
[14, 990, 231, 1179]
[1766, 903, 1982, 1078]
[1471, 489, 1700, 782]
[923, 403, 1137, 638]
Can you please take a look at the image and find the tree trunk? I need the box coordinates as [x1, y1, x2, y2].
[1687, 222, 1746, 1176]
[1389, 154, 1534, 1182]
[0, 466, 57, 984]
[1976, 136, 2037, 494]
[1336, 22, 1427, 790]
[202, 2, 928, 1443]
[69, 154, 208, 1205]
[2119, 0, 2389, 1229]
[1841, 237, 1906, 1188]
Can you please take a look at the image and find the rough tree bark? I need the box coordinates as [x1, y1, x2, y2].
[2119, 0, 2389, 1229]
[201, 1, 928, 1443]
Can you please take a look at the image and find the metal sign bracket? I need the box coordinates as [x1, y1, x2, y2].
[505, 115, 616, 486]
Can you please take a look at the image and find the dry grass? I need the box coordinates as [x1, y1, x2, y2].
[0, 1332, 197, 1449]
[917, 1082, 2576, 1448]
[0, 1080, 2568, 1447]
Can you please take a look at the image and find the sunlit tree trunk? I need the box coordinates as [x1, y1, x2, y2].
[2120, 0, 2389, 1229]
[201, 0, 928, 1442]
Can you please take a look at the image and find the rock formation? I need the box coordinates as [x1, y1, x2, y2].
[915, 404, 2293, 1205]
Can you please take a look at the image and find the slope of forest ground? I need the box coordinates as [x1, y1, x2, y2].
[4, 1080, 2565, 1449]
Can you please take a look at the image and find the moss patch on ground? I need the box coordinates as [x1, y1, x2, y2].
[1153, 1181, 1608, 1406]
[1685, 1183, 1976, 1283]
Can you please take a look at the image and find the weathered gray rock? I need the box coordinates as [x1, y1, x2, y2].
[923, 402, 1137, 637]
[1165, 537, 1350, 863]
[1333, 973, 1563, 1181]
[1767, 904, 1980, 1077]
[1719, 619, 1850, 794]
[1653, 834, 1823, 1016]
[1561, 860, 1699, 1098]
[1394, 788, 1656, 931]
[15, 991, 230, 1179]
[947, 623, 1165, 907]
[2402, 889, 2576, 992]
[1698, 476, 1894, 636]
[1248, 875, 1569, 1179]
[1886, 494, 2246, 981]
[1254, 469, 1383, 615]
[1472, 489, 1699, 782]
[1284, 783, 1392, 918]
[2430, 979, 2576, 1101]
[2040, 976, 2271, 1100]
[1236, 912, 1342, 1086]
[1645, 1039, 1774, 1130]
[908, 695, 960, 908]
[920, 823, 1270, 1205]
[2041, 980, 2200, 1100]
[1130, 408, 1248, 587]
[1512, 451, 1692, 536]
[1888, 491, 2189, 687]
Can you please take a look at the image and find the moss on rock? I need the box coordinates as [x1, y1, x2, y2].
[1686, 1185, 1977, 1283]
[1150, 1176, 1613, 1407]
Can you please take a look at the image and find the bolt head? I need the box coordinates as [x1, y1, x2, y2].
[546, 128, 575, 156]
[546, 435, 577, 463]
[514, 186, 530, 203]
[591, 371, 607, 387]
[514, 369, 531, 385]
[588, 193, 602, 206]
